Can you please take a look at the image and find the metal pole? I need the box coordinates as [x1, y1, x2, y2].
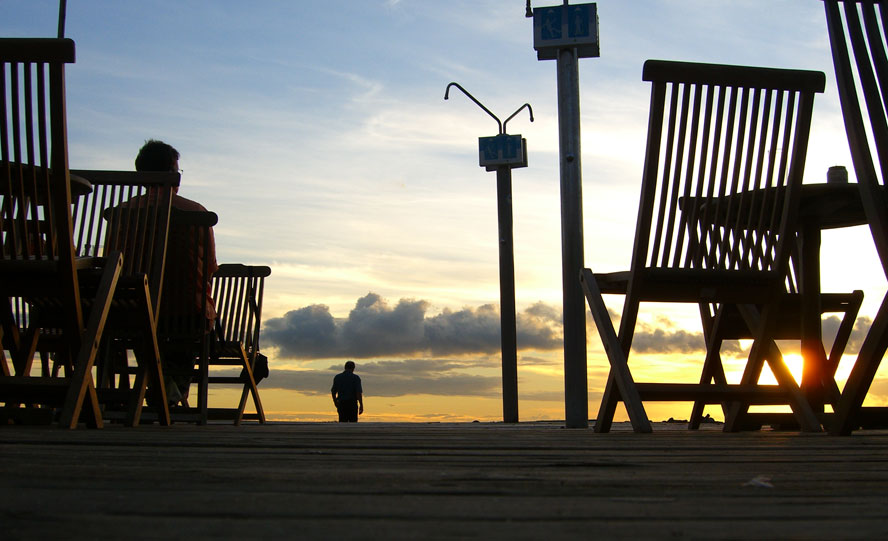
[497, 164, 519, 424]
[445, 83, 531, 425]
[556, 46, 588, 428]
[57, 0, 67, 38]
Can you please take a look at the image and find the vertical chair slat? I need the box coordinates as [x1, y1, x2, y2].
[22, 63, 36, 259]
[743, 88, 769, 271]
[675, 82, 703, 269]
[728, 86, 757, 270]
[702, 85, 728, 269]
[650, 82, 681, 267]
[769, 90, 799, 272]
[862, 3, 888, 118]
[722, 85, 748, 271]
[661, 81, 693, 268]
[751, 89, 782, 271]
[688, 84, 716, 269]
[845, 1, 888, 182]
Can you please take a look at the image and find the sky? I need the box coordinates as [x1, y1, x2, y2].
[3, 0, 887, 423]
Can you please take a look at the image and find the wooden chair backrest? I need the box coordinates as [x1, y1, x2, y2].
[69, 169, 179, 313]
[156, 208, 217, 343]
[211, 264, 270, 357]
[0, 38, 81, 331]
[634, 60, 824, 289]
[824, 0, 888, 276]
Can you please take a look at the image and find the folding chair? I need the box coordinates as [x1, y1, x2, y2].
[0, 38, 122, 428]
[580, 59, 825, 433]
[67, 168, 180, 426]
[207, 263, 270, 424]
[824, 0, 888, 434]
[690, 263, 864, 430]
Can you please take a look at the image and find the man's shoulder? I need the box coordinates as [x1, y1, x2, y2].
[172, 194, 209, 212]
[334, 371, 360, 383]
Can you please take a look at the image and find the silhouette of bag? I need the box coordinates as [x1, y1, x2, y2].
[241, 352, 269, 384]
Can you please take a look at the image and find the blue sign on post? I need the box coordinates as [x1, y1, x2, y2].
[533, 3, 599, 60]
[478, 134, 526, 169]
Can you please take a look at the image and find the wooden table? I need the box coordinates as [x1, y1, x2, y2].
[0, 161, 92, 200]
[680, 182, 867, 420]
[794, 182, 868, 410]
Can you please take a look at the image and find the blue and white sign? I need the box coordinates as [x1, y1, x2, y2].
[479, 134, 526, 168]
[533, 3, 599, 60]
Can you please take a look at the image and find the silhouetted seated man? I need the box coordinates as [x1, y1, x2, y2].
[136, 139, 218, 405]
[331, 361, 364, 422]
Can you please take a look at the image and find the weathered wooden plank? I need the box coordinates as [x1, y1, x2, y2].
[1, 423, 887, 539]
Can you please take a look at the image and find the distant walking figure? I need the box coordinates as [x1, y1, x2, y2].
[331, 361, 363, 422]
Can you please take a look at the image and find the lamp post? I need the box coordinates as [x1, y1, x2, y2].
[445, 83, 533, 424]
[528, 0, 599, 428]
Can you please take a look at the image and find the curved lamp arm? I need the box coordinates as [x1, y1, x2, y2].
[444, 82, 503, 135]
[503, 103, 534, 134]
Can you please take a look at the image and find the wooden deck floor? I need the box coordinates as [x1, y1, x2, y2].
[2, 422, 888, 539]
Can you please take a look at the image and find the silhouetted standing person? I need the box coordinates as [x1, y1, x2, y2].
[331, 361, 363, 422]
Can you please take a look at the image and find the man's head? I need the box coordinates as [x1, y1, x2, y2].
[135, 139, 179, 173]
[344, 361, 355, 372]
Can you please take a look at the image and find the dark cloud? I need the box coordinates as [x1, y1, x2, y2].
[263, 293, 875, 362]
[822, 314, 872, 355]
[263, 293, 562, 360]
[262, 304, 337, 358]
[631, 325, 706, 354]
[341, 294, 428, 357]
[598, 308, 718, 355]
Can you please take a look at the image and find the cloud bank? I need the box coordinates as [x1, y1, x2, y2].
[262, 292, 562, 359]
[262, 293, 874, 361]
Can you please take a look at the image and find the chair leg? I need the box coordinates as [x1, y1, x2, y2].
[690, 304, 730, 429]
[197, 343, 209, 425]
[831, 292, 888, 435]
[0, 326, 9, 378]
[689, 356, 729, 429]
[128, 308, 170, 427]
[236, 354, 265, 425]
[12, 326, 39, 377]
[594, 374, 620, 433]
[128, 369, 148, 427]
[725, 304, 821, 433]
[39, 351, 51, 377]
[580, 269, 652, 433]
[58, 253, 122, 429]
[822, 290, 864, 407]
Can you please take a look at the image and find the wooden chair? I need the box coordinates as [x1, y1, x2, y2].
[0, 38, 122, 428]
[207, 263, 270, 424]
[155, 208, 218, 424]
[67, 169, 180, 426]
[824, 0, 888, 434]
[580, 59, 825, 433]
[689, 263, 864, 430]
